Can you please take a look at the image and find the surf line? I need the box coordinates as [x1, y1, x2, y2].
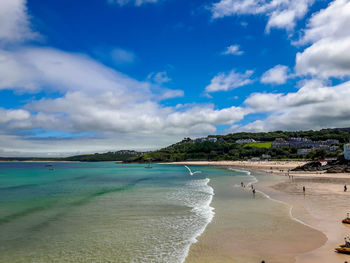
[231, 167, 317, 230]
[182, 178, 215, 263]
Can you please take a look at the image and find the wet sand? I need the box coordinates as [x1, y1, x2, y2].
[262, 175, 350, 263]
[185, 168, 327, 263]
[169, 161, 350, 263]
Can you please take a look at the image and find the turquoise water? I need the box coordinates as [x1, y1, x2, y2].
[0, 162, 233, 263]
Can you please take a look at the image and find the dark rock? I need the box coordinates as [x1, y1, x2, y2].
[292, 161, 322, 171]
[326, 166, 345, 173]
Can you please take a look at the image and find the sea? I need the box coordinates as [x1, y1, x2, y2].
[0, 162, 316, 263]
[0, 162, 223, 263]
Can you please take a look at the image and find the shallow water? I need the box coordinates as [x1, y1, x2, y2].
[0, 162, 220, 263]
[0, 162, 325, 263]
[186, 168, 326, 263]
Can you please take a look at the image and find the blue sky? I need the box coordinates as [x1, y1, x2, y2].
[1, 0, 350, 156]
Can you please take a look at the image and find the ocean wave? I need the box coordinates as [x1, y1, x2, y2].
[235, 169, 315, 230]
[167, 178, 215, 263]
[255, 188, 315, 229]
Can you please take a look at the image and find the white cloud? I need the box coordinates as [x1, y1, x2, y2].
[0, 47, 151, 96]
[295, 0, 350, 78]
[0, 108, 30, 125]
[297, 0, 350, 45]
[0, 46, 247, 155]
[222, 44, 243, 55]
[211, 0, 315, 32]
[261, 64, 289, 84]
[240, 79, 350, 131]
[296, 38, 350, 78]
[148, 71, 171, 84]
[107, 0, 158, 6]
[0, 0, 36, 43]
[205, 70, 254, 93]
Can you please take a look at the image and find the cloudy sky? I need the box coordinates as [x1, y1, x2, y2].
[1, 0, 350, 156]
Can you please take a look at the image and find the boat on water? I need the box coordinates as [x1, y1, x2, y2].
[45, 164, 53, 167]
[145, 160, 152, 169]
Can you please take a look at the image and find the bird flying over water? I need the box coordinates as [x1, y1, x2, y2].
[184, 165, 202, 176]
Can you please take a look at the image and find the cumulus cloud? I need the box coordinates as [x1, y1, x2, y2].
[0, 0, 36, 43]
[148, 71, 171, 84]
[222, 44, 243, 55]
[107, 0, 158, 6]
[205, 70, 254, 93]
[261, 64, 289, 84]
[0, 45, 247, 155]
[0, 108, 30, 125]
[295, 0, 350, 78]
[0, 47, 151, 96]
[211, 0, 315, 32]
[240, 79, 350, 131]
[23, 92, 245, 136]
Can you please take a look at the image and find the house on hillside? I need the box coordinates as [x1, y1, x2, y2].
[297, 149, 312, 156]
[344, 144, 350, 160]
[236, 139, 256, 143]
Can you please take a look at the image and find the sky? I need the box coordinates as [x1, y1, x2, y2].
[1, 0, 350, 157]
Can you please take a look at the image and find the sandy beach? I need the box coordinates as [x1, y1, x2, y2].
[167, 161, 350, 263]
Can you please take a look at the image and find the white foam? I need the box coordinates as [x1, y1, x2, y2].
[255, 189, 315, 229]
[239, 170, 316, 230]
[229, 167, 257, 189]
[167, 178, 215, 263]
[228, 167, 251, 176]
[231, 168, 315, 230]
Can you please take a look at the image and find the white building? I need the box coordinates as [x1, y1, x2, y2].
[236, 139, 256, 143]
[344, 144, 350, 160]
[297, 148, 312, 156]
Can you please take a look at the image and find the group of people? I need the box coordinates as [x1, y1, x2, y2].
[240, 182, 256, 195]
[345, 236, 350, 248]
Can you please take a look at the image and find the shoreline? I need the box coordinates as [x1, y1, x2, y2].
[164, 161, 350, 263]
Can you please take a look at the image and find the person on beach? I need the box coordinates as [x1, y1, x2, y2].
[241, 182, 244, 187]
[345, 185, 347, 192]
[252, 188, 256, 195]
[303, 186, 305, 193]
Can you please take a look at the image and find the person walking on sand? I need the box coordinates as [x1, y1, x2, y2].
[345, 185, 347, 192]
[303, 186, 305, 193]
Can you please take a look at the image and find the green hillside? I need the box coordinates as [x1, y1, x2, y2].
[132, 128, 350, 162]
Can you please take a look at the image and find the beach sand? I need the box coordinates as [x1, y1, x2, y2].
[263, 176, 350, 263]
[168, 161, 350, 263]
